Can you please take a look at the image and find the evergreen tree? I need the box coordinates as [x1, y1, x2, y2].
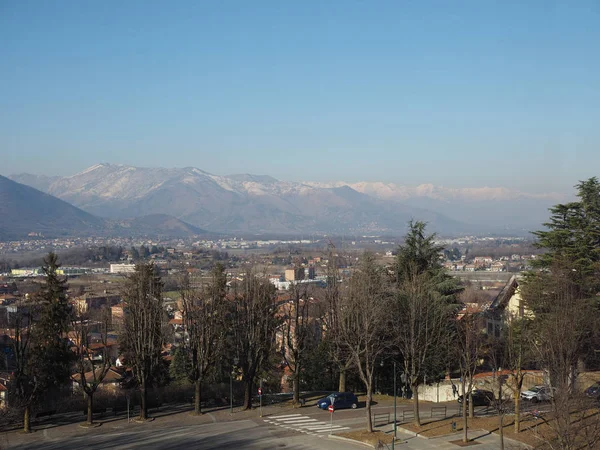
[393, 221, 461, 426]
[11, 253, 73, 432]
[533, 177, 600, 294]
[169, 346, 191, 383]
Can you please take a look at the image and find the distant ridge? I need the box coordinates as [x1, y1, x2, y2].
[0, 174, 105, 240]
[0, 175, 211, 240]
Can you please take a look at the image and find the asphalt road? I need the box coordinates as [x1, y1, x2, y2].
[2, 419, 365, 450]
[0, 396, 548, 450]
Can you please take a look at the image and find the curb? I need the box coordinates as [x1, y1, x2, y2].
[328, 434, 377, 449]
[395, 425, 420, 438]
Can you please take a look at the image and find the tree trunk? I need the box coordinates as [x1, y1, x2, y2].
[243, 379, 253, 410]
[293, 373, 300, 406]
[338, 369, 346, 392]
[365, 384, 374, 432]
[499, 413, 504, 450]
[23, 404, 31, 433]
[514, 389, 520, 433]
[462, 380, 468, 443]
[87, 392, 94, 425]
[140, 381, 147, 420]
[468, 391, 474, 418]
[412, 383, 421, 426]
[194, 379, 202, 415]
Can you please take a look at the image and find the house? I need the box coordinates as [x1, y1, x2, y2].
[490, 262, 506, 272]
[485, 275, 532, 338]
[72, 366, 128, 393]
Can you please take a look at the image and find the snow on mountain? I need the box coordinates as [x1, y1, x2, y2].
[304, 181, 564, 203]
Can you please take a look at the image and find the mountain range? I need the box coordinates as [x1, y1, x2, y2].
[5, 164, 565, 238]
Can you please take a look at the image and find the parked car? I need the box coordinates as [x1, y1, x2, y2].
[316, 392, 359, 410]
[584, 382, 600, 399]
[521, 385, 554, 403]
[457, 389, 494, 407]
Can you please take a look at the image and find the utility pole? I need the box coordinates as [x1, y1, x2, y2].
[393, 361, 397, 448]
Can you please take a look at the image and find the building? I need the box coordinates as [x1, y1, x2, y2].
[73, 293, 121, 313]
[285, 268, 305, 282]
[109, 264, 136, 274]
[485, 275, 532, 338]
[56, 267, 92, 276]
[10, 268, 43, 277]
[304, 266, 316, 280]
[111, 304, 125, 326]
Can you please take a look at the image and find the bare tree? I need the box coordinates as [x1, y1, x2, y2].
[119, 263, 165, 421]
[503, 317, 534, 433]
[484, 335, 514, 450]
[181, 263, 227, 415]
[71, 305, 112, 426]
[521, 262, 599, 449]
[337, 253, 391, 432]
[10, 302, 39, 433]
[321, 243, 352, 392]
[455, 311, 487, 443]
[230, 269, 279, 410]
[280, 281, 322, 406]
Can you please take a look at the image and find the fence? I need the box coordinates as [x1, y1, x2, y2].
[431, 406, 447, 419]
[399, 408, 414, 422]
[373, 412, 390, 427]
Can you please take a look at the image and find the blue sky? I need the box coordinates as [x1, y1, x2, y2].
[1, 1, 598, 193]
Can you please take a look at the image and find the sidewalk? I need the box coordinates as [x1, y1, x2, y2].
[378, 423, 529, 450]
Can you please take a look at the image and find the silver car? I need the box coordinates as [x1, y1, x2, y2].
[521, 385, 554, 403]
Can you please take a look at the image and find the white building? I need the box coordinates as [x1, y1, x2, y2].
[109, 263, 136, 274]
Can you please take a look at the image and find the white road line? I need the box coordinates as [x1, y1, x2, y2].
[296, 422, 328, 427]
[301, 425, 336, 430]
[277, 419, 318, 423]
[314, 427, 350, 432]
[273, 414, 303, 418]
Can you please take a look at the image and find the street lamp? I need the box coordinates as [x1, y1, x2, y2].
[230, 356, 239, 414]
[383, 360, 399, 450]
[392, 360, 397, 448]
[382, 359, 399, 449]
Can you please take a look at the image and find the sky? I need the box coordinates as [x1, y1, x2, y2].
[1, 1, 599, 193]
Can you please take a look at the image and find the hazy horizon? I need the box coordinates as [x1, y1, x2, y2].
[2, 1, 599, 195]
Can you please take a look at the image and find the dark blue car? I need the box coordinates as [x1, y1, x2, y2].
[585, 382, 600, 400]
[316, 392, 359, 410]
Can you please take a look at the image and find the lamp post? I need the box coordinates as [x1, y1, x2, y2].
[382, 359, 399, 449]
[230, 356, 238, 414]
[392, 360, 397, 450]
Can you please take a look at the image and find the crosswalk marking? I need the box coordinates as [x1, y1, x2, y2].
[267, 414, 350, 435]
[276, 418, 317, 423]
[315, 427, 349, 432]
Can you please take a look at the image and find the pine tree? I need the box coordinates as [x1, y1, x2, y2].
[12, 253, 73, 432]
[169, 346, 191, 383]
[533, 177, 600, 294]
[393, 221, 462, 426]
